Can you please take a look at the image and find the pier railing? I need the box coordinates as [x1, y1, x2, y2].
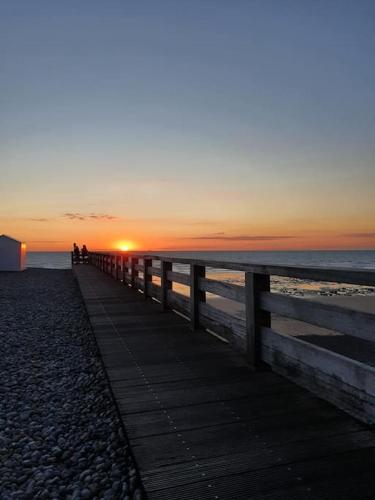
[87, 251, 375, 423]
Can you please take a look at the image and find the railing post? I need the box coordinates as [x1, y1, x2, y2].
[245, 272, 270, 370]
[143, 258, 152, 299]
[115, 255, 120, 280]
[190, 264, 206, 330]
[161, 261, 172, 310]
[131, 257, 139, 288]
[122, 256, 128, 284]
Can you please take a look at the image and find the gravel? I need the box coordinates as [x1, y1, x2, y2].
[0, 269, 143, 500]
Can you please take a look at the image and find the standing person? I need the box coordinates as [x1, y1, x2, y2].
[81, 244, 89, 264]
[73, 242, 81, 264]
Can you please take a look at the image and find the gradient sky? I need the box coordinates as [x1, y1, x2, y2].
[1, 0, 374, 251]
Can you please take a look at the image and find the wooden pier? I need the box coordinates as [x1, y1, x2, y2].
[74, 253, 375, 499]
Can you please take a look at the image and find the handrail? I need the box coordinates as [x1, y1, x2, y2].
[87, 251, 375, 366]
[89, 251, 375, 285]
[85, 250, 375, 423]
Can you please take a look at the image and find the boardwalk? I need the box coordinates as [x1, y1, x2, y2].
[74, 265, 375, 500]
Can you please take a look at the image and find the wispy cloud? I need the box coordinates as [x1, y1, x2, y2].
[28, 218, 50, 222]
[184, 221, 221, 226]
[183, 234, 295, 241]
[62, 213, 117, 221]
[342, 232, 375, 238]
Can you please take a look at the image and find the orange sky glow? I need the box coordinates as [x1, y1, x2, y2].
[1, 3, 374, 253]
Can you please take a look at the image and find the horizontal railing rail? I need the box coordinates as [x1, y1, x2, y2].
[86, 251, 375, 422]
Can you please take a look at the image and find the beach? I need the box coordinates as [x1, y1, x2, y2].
[0, 269, 142, 499]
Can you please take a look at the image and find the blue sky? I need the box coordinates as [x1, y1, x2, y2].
[1, 0, 374, 250]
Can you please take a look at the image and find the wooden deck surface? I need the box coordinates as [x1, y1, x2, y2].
[74, 265, 375, 500]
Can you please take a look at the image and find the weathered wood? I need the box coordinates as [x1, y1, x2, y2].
[166, 289, 190, 316]
[199, 302, 245, 340]
[122, 256, 131, 284]
[143, 258, 153, 299]
[147, 266, 161, 277]
[261, 327, 375, 423]
[87, 251, 375, 423]
[167, 271, 190, 287]
[260, 292, 375, 343]
[90, 251, 375, 287]
[149, 282, 162, 301]
[134, 254, 375, 285]
[198, 312, 246, 352]
[190, 264, 205, 330]
[261, 327, 375, 397]
[134, 276, 144, 291]
[131, 257, 139, 288]
[245, 272, 270, 370]
[116, 255, 121, 281]
[75, 262, 375, 500]
[199, 277, 245, 303]
[134, 263, 145, 272]
[161, 261, 172, 311]
[111, 255, 114, 275]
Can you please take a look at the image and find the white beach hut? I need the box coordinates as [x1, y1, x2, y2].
[0, 235, 26, 271]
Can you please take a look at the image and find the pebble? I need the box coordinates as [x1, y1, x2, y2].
[0, 269, 141, 499]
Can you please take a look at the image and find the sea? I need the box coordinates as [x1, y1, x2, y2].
[27, 250, 375, 297]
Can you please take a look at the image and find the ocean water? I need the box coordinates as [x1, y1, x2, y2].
[27, 252, 71, 269]
[27, 250, 375, 296]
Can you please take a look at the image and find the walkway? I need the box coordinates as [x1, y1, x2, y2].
[74, 265, 375, 500]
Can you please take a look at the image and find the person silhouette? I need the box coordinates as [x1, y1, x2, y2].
[73, 243, 81, 263]
[81, 244, 89, 263]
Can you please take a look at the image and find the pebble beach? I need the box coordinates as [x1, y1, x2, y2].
[0, 269, 143, 500]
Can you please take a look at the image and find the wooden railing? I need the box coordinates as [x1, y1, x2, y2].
[87, 251, 375, 423]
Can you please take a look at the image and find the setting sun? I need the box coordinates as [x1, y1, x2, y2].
[115, 241, 134, 252]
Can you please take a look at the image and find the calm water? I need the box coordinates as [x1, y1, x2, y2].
[27, 252, 71, 269]
[27, 250, 375, 296]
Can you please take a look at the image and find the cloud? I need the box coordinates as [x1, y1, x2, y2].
[62, 213, 117, 221]
[184, 221, 221, 226]
[183, 234, 295, 241]
[28, 218, 50, 222]
[342, 232, 375, 238]
[28, 240, 68, 243]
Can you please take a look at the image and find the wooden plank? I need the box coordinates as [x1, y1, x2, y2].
[91, 252, 375, 286]
[199, 277, 245, 302]
[260, 292, 375, 342]
[190, 264, 205, 330]
[261, 327, 375, 399]
[134, 276, 144, 291]
[161, 261, 172, 311]
[149, 282, 161, 301]
[147, 266, 161, 277]
[74, 264, 375, 500]
[123, 255, 375, 286]
[134, 263, 144, 272]
[167, 270, 190, 286]
[143, 258, 153, 299]
[167, 289, 190, 316]
[199, 302, 245, 341]
[245, 272, 271, 370]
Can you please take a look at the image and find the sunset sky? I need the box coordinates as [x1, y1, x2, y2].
[1, 1, 374, 251]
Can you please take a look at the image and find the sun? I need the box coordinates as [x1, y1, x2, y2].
[115, 240, 134, 252]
